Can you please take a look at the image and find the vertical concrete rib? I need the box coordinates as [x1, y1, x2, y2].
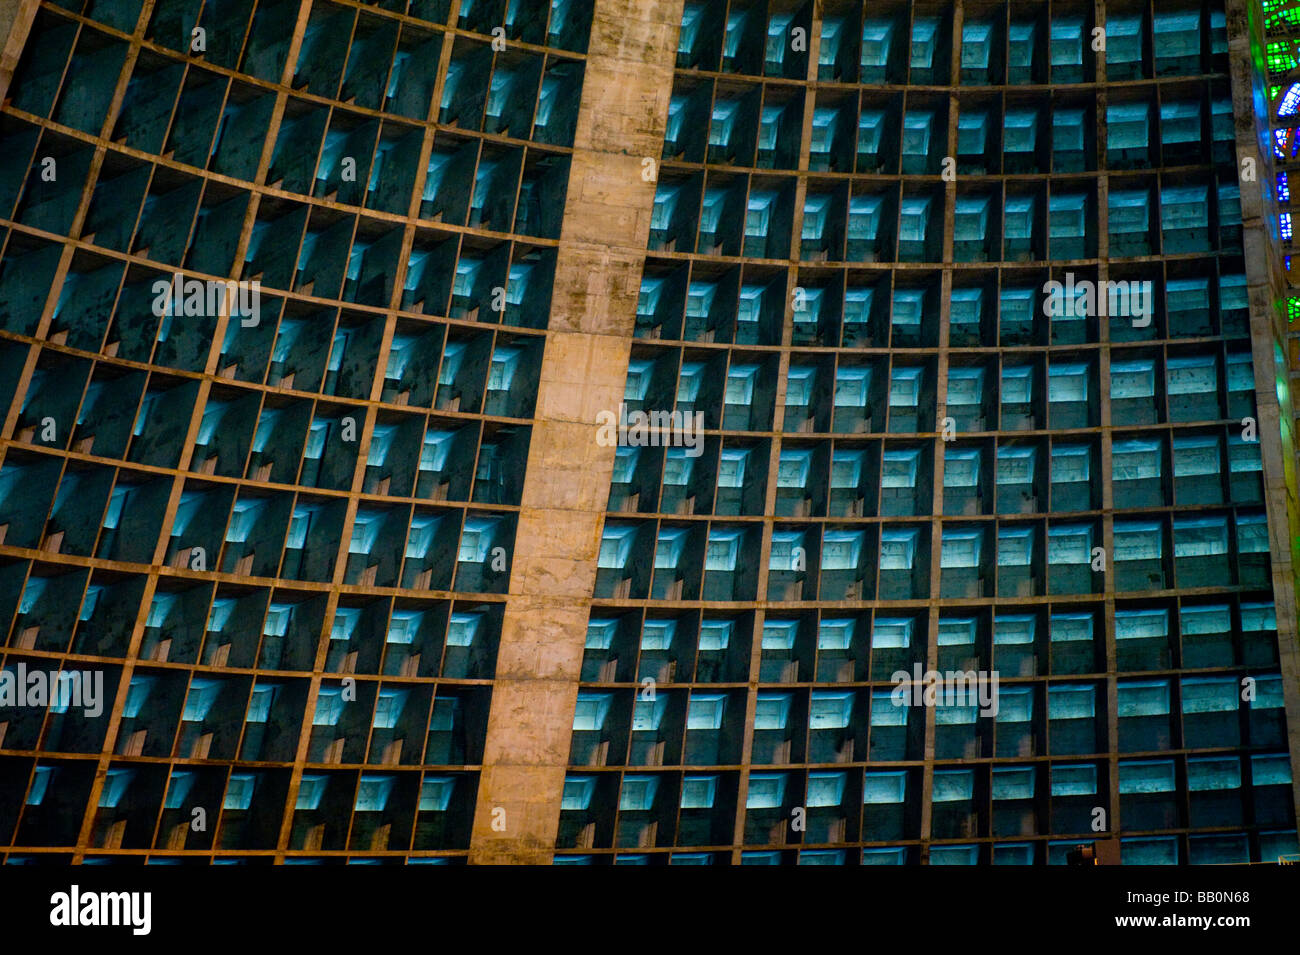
[467, 0, 683, 864]
[0, 0, 38, 102]
[1226, 0, 1300, 835]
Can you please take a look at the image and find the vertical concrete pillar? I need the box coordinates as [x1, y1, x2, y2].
[0, 0, 38, 103]
[468, 0, 684, 864]
[1226, 0, 1300, 835]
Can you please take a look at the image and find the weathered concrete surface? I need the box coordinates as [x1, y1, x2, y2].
[467, 0, 684, 865]
[1226, 0, 1300, 840]
[0, 0, 38, 103]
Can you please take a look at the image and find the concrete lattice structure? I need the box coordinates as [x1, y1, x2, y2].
[0, 0, 1297, 865]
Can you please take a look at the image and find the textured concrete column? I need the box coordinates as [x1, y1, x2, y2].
[0, 0, 38, 103]
[468, 0, 683, 864]
[1227, 0, 1300, 833]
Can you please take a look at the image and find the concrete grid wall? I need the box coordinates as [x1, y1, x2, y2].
[0, 0, 1297, 865]
[0, 0, 610, 862]
[527, 0, 1300, 865]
